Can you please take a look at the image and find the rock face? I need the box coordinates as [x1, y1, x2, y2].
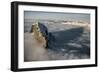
[24, 22, 50, 61]
[30, 22, 48, 48]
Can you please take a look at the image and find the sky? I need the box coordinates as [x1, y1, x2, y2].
[24, 11, 90, 23]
